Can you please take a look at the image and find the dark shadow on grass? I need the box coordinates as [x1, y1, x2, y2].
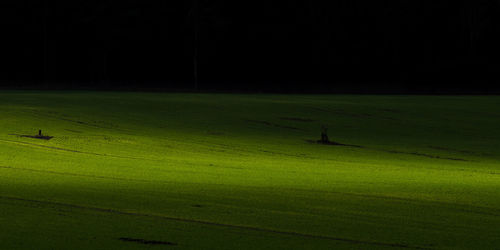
[119, 237, 177, 246]
[279, 117, 314, 122]
[385, 150, 469, 162]
[9, 134, 53, 140]
[428, 146, 493, 157]
[305, 140, 363, 148]
[307, 140, 470, 162]
[245, 119, 304, 131]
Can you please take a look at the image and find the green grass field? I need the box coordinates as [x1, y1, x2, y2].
[1, 91, 499, 249]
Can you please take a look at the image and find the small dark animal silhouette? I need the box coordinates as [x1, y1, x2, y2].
[320, 126, 329, 143]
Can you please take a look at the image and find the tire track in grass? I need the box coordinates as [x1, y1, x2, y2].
[5, 163, 497, 219]
[0, 165, 200, 184]
[18, 109, 124, 131]
[4, 163, 499, 219]
[0, 138, 150, 161]
[282, 186, 500, 218]
[383, 149, 469, 162]
[0, 165, 155, 183]
[0, 195, 428, 249]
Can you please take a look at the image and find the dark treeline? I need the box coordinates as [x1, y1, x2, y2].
[1, 0, 499, 93]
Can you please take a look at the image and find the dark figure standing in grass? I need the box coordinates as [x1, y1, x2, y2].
[320, 126, 329, 144]
[39, 130, 42, 136]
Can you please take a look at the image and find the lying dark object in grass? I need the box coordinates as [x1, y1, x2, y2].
[9, 130, 53, 140]
[118, 237, 177, 246]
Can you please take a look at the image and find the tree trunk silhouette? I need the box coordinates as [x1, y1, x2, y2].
[193, 0, 199, 91]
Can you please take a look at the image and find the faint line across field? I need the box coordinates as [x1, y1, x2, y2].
[4, 164, 498, 219]
[3, 164, 498, 219]
[18, 109, 124, 131]
[0, 195, 428, 249]
[0, 165, 155, 183]
[0, 138, 149, 161]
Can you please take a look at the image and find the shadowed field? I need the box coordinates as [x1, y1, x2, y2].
[0, 91, 499, 249]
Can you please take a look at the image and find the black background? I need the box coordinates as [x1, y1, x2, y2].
[1, 0, 500, 93]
